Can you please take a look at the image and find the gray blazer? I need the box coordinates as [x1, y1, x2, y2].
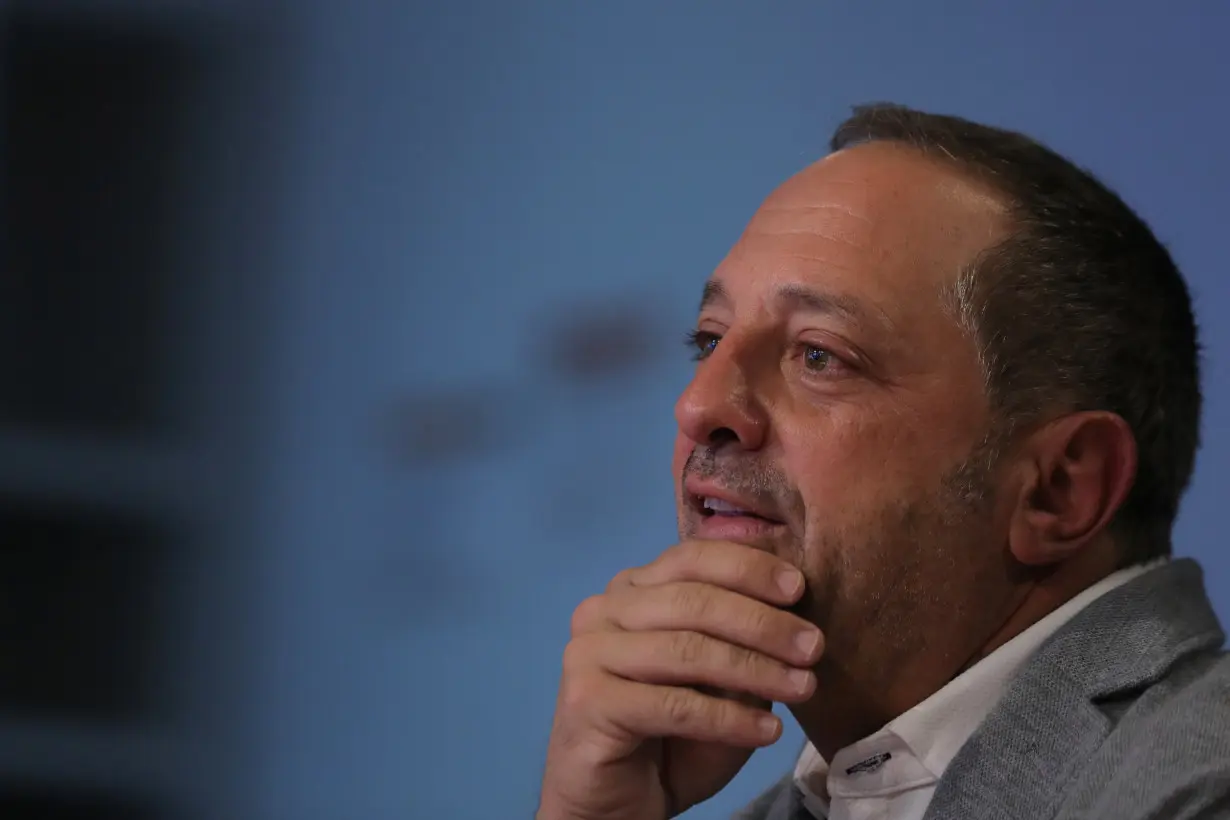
[735, 559, 1230, 820]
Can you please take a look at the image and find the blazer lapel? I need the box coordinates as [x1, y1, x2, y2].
[922, 559, 1224, 820]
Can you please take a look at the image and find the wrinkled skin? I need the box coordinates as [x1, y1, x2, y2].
[537, 142, 1133, 819]
[672, 142, 1021, 753]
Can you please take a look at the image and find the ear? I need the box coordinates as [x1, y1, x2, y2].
[1006, 412, 1138, 567]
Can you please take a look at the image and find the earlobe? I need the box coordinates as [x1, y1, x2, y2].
[1006, 412, 1138, 567]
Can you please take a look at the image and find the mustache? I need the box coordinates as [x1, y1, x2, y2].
[682, 447, 798, 513]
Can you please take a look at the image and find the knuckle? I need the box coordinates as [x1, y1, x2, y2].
[741, 604, 773, 639]
[671, 584, 712, 622]
[677, 540, 707, 568]
[570, 594, 605, 635]
[725, 642, 762, 674]
[605, 568, 634, 592]
[712, 697, 750, 733]
[558, 663, 600, 713]
[671, 631, 708, 666]
[662, 541, 702, 574]
[659, 686, 700, 728]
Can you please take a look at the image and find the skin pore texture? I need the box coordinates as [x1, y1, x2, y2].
[671, 141, 1136, 760]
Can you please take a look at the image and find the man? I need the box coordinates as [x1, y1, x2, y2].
[535, 103, 1229, 820]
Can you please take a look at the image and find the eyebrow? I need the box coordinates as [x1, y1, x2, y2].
[698, 280, 888, 330]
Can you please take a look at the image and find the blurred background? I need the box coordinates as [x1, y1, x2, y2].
[0, 1, 1226, 818]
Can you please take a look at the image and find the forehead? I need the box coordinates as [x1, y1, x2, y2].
[711, 142, 1009, 324]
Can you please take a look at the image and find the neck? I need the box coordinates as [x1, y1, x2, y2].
[790, 543, 1121, 761]
[958, 543, 1121, 673]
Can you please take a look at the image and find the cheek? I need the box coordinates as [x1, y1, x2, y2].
[781, 404, 964, 511]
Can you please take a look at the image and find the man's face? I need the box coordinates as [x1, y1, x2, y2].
[672, 142, 1021, 716]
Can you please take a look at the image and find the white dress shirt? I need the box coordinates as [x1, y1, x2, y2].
[793, 560, 1166, 820]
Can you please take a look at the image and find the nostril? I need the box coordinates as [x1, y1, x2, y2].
[707, 427, 740, 447]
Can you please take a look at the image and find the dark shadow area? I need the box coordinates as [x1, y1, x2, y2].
[0, 783, 160, 820]
[0, 495, 170, 723]
[0, 7, 206, 436]
[0, 5, 246, 819]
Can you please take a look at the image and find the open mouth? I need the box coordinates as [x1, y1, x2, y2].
[696, 495, 782, 524]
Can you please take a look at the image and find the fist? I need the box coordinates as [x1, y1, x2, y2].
[536, 541, 826, 820]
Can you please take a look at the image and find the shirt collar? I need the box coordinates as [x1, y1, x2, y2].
[792, 559, 1166, 816]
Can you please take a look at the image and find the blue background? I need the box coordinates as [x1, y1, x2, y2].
[367, 4, 1227, 818]
[280, 3, 1227, 818]
[5, 2, 1228, 819]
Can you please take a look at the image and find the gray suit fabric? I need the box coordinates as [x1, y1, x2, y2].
[733, 559, 1230, 820]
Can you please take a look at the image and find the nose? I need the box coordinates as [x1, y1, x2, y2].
[674, 336, 768, 451]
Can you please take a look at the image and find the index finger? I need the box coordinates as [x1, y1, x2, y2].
[611, 540, 805, 607]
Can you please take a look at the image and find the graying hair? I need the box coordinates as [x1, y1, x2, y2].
[833, 103, 1202, 566]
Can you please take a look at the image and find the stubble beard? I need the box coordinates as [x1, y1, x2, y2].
[675, 438, 1005, 749]
[790, 442, 1004, 751]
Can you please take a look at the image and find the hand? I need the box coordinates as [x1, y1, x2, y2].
[536, 541, 826, 820]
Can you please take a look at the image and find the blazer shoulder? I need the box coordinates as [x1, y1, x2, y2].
[1137, 648, 1230, 736]
[1077, 650, 1230, 819]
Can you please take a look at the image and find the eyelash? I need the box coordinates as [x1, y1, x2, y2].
[684, 329, 846, 375]
[684, 329, 719, 361]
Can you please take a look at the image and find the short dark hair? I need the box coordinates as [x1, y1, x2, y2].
[830, 103, 1202, 565]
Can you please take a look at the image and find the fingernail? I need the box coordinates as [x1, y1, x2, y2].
[758, 715, 781, 739]
[795, 629, 822, 658]
[788, 668, 814, 694]
[775, 567, 803, 597]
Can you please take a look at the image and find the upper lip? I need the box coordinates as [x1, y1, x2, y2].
[683, 478, 785, 523]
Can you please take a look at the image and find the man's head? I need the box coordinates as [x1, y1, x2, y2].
[671, 103, 1201, 747]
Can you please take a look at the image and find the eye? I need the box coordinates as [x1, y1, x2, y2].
[803, 345, 834, 371]
[798, 343, 854, 379]
[684, 329, 720, 361]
